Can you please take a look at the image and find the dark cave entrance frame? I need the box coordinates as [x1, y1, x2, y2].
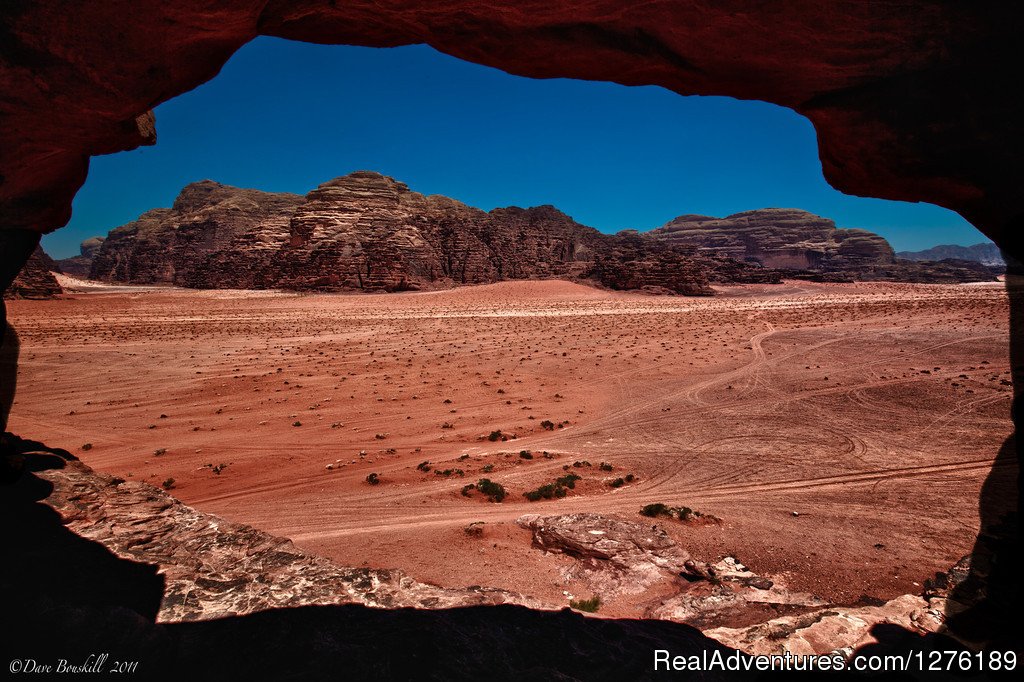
[0, 1, 1019, 653]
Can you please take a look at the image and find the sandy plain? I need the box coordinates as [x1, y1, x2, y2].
[6, 278, 1015, 621]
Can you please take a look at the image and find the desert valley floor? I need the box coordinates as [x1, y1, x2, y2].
[6, 278, 1016, 622]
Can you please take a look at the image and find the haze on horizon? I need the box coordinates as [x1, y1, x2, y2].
[44, 38, 987, 259]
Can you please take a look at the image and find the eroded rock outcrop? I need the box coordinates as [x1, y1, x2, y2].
[89, 181, 304, 288]
[517, 513, 966, 656]
[517, 513, 826, 628]
[31, 454, 537, 621]
[650, 209, 998, 283]
[4, 246, 61, 299]
[653, 209, 896, 271]
[90, 172, 718, 295]
[703, 593, 945, 657]
[54, 236, 105, 278]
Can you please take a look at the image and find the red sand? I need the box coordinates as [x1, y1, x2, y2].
[7, 279, 1015, 617]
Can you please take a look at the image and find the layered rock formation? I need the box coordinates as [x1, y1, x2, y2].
[4, 246, 61, 299]
[54, 236, 105, 278]
[651, 209, 999, 283]
[89, 181, 304, 288]
[88, 176, 997, 292]
[34, 454, 537, 620]
[653, 209, 895, 271]
[518, 513, 828, 629]
[90, 172, 722, 295]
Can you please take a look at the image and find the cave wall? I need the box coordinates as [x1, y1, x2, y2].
[0, 1, 1021, 270]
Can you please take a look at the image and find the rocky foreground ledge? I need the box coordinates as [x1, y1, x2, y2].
[1, 436, 977, 676]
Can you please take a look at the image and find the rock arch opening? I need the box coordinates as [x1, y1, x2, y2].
[1, 0, 1019, 663]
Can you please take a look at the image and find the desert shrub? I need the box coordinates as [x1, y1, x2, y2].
[487, 430, 506, 442]
[555, 473, 581, 489]
[519, 450, 533, 459]
[640, 503, 671, 518]
[639, 503, 718, 524]
[475, 478, 506, 502]
[540, 420, 555, 430]
[464, 522, 484, 537]
[569, 596, 601, 613]
[461, 484, 475, 497]
[161, 478, 175, 490]
[524, 474, 581, 501]
[366, 472, 380, 485]
[609, 478, 625, 488]
[599, 462, 613, 471]
[481, 463, 494, 473]
[524, 483, 558, 501]
[625, 473, 635, 482]
[416, 461, 431, 472]
[572, 460, 591, 468]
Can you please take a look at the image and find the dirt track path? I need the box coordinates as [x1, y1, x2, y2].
[6, 279, 1015, 611]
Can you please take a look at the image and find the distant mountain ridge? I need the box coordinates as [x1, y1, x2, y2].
[897, 242, 1004, 267]
[648, 208, 1000, 283]
[86, 172, 760, 296]
[15, 171, 1000, 299]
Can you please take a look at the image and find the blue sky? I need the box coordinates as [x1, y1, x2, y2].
[44, 37, 985, 259]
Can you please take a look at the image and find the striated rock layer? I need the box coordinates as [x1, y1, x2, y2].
[653, 209, 896, 271]
[4, 246, 61, 299]
[90, 171, 724, 295]
[88, 174, 996, 293]
[651, 209, 999, 283]
[11, 447, 538, 622]
[89, 181, 304, 288]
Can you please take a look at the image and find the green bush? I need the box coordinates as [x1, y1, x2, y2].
[640, 503, 671, 518]
[555, 473, 581, 489]
[366, 472, 380, 485]
[524, 473, 581, 501]
[569, 596, 601, 613]
[475, 478, 506, 502]
[639, 502, 717, 523]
